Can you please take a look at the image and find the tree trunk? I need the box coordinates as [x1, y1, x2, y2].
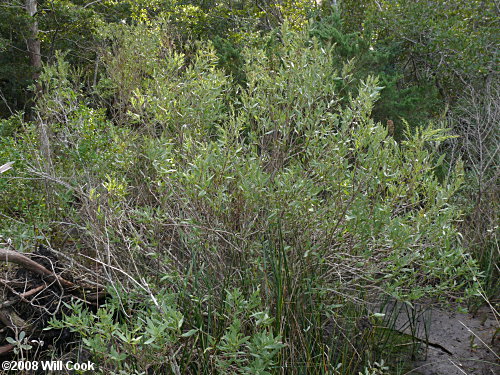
[26, 0, 41, 81]
[25, 0, 52, 198]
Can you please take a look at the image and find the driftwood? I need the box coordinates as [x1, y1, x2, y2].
[0, 162, 14, 174]
[0, 309, 29, 331]
[0, 344, 15, 355]
[0, 247, 75, 289]
[0, 245, 107, 356]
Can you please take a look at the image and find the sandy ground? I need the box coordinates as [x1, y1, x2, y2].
[378, 300, 499, 375]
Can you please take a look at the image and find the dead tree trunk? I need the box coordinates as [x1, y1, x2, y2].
[26, 0, 42, 82]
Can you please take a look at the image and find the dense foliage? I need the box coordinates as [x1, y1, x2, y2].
[0, 1, 498, 374]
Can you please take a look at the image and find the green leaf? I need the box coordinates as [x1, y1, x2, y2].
[6, 337, 16, 344]
[181, 329, 199, 338]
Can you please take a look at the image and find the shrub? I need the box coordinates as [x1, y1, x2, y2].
[10, 21, 482, 374]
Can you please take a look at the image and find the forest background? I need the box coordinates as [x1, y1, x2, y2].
[0, 1, 498, 374]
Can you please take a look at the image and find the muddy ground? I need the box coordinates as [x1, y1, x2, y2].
[378, 300, 499, 375]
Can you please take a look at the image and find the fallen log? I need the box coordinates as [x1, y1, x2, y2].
[0, 309, 30, 332]
[0, 245, 108, 357]
[0, 344, 15, 355]
[0, 247, 75, 289]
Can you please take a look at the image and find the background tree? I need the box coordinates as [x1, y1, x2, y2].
[25, 0, 41, 81]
